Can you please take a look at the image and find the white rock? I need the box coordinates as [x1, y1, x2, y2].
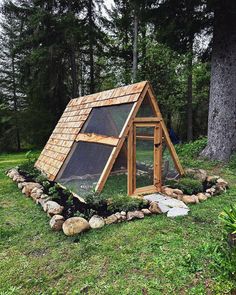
[22, 182, 43, 197]
[18, 182, 25, 190]
[43, 201, 64, 216]
[50, 215, 65, 231]
[158, 203, 170, 213]
[7, 169, 19, 178]
[144, 193, 167, 203]
[89, 215, 105, 229]
[62, 217, 90, 236]
[167, 207, 189, 218]
[159, 198, 189, 209]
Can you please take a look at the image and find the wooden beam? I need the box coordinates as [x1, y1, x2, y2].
[146, 85, 185, 175]
[133, 185, 159, 195]
[133, 117, 160, 123]
[76, 133, 119, 146]
[127, 126, 134, 195]
[154, 124, 162, 190]
[136, 135, 154, 141]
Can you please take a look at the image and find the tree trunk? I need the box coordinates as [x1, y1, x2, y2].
[11, 55, 21, 151]
[201, 1, 236, 161]
[132, 9, 138, 83]
[88, 0, 95, 93]
[186, 46, 193, 142]
[70, 45, 78, 98]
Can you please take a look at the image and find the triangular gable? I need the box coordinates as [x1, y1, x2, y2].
[94, 81, 184, 194]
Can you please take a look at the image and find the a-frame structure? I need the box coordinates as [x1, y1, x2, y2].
[35, 81, 184, 197]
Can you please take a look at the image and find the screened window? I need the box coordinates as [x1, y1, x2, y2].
[136, 95, 155, 117]
[162, 139, 180, 181]
[81, 103, 134, 137]
[56, 142, 113, 196]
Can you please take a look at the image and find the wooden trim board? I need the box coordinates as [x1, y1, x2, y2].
[76, 133, 119, 146]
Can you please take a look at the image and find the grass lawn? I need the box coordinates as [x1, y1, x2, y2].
[0, 145, 236, 294]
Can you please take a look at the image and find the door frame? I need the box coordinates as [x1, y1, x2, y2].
[127, 119, 162, 195]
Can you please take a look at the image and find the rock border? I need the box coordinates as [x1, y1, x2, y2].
[6, 167, 229, 236]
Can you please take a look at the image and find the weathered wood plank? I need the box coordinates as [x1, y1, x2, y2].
[76, 133, 119, 146]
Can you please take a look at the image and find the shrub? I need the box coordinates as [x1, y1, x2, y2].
[35, 174, 48, 184]
[219, 205, 236, 234]
[18, 150, 41, 179]
[74, 209, 96, 220]
[171, 177, 203, 195]
[83, 192, 108, 212]
[175, 137, 207, 159]
[107, 195, 148, 214]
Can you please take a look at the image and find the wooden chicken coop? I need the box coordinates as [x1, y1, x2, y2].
[35, 81, 184, 198]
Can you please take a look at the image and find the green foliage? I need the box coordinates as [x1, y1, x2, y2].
[219, 205, 236, 234]
[65, 195, 74, 207]
[211, 242, 236, 280]
[18, 151, 40, 179]
[83, 193, 108, 212]
[74, 209, 96, 220]
[48, 184, 61, 202]
[175, 138, 207, 159]
[169, 177, 203, 195]
[107, 195, 148, 214]
[35, 174, 48, 184]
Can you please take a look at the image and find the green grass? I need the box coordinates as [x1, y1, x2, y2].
[0, 149, 236, 294]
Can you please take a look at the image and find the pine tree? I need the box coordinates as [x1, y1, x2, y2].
[0, 1, 26, 151]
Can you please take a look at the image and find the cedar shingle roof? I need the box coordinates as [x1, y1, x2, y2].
[35, 81, 148, 180]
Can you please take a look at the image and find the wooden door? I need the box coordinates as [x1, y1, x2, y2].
[128, 121, 162, 195]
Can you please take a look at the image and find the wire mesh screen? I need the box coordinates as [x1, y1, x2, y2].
[162, 139, 180, 182]
[81, 103, 134, 137]
[136, 94, 155, 117]
[56, 142, 113, 196]
[136, 127, 154, 188]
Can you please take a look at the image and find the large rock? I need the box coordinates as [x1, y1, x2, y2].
[158, 203, 170, 213]
[50, 215, 65, 231]
[161, 187, 174, 196]
[206, 175, 219, 184]
[22, 182, 43, 197]
[43, 201, 64, 216]
[167, 207, 189, 218]
[197, 193, 208, 202]
[127, 210, 144, 221]
[144, 193, 167, 203]
[18, 182, 26, 190]
[185, 168, 207, 182]
[12, 174, 25, 182]
[149, 202, 162, 214]
[216, 178, 228, 189]
[105, 214, 118, 225]
[206, 187, 216, 196]
[30, 188, 44, 200]
[89, 215, 105, 229]
[62, 217, 90, 236]
[182, 195, 198, 204]
[141, 208, 152, 215]
[115, 212, 126, 222]
[7, 168, 19, 179]
[172, 189, 183, 196]
[159, 198, 188, 209]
